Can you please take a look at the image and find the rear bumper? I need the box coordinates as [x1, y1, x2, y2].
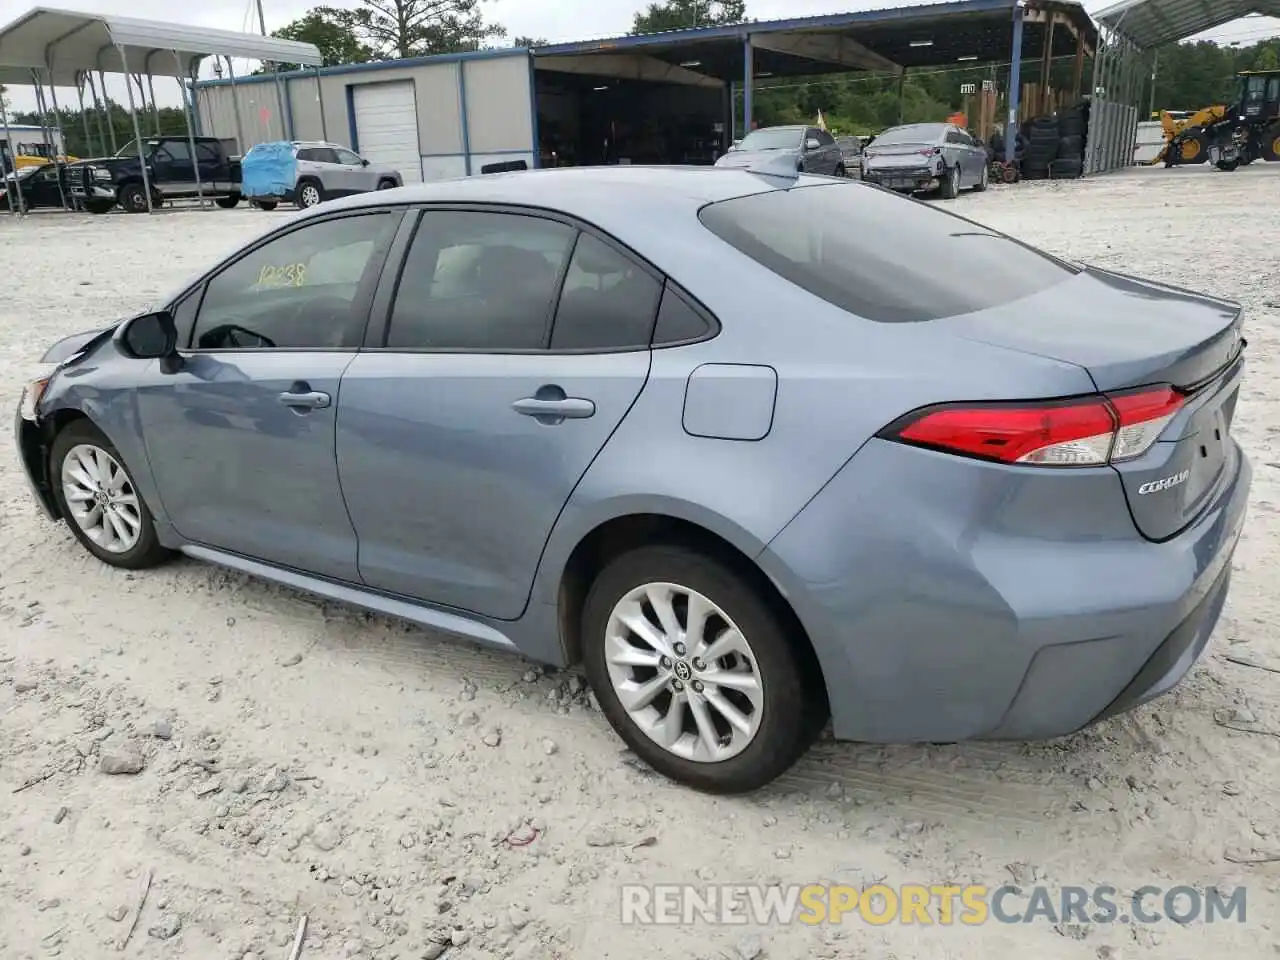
[761, 437, 1251, 743]
[862, 168, 939, 191]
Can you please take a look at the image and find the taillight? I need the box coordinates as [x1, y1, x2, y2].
[917, 147, 941, 156]
[881, 386, 1185, 467]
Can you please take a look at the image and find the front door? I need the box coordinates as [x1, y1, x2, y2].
[337, 208, 662, 619]
[334, 146, 377, 194]
[136, 208, 402, 580]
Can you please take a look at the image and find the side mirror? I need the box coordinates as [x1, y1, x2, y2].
[118, 310, 182, 373]
[361, 158, 370, 167]
[805, 138, 821, 151]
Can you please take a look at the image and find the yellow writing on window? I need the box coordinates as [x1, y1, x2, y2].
[257, 261, 308, 288]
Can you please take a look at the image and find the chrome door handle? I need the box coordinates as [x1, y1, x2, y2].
[277, 390, 331, 410]
[512, 397, 595, 419]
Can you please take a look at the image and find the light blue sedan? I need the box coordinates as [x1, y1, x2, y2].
[16, 166, 1250, 793]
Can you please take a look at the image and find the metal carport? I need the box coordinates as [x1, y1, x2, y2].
[1088, 0, 1280, 173]
[0, 6, 321, 214]
[530, 0, 1097, 166]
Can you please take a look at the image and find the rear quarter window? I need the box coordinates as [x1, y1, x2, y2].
[697, 183, 1079, 323]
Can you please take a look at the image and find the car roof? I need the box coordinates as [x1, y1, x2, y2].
[315, 165, 826, 223]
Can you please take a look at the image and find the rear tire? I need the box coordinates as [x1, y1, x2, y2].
[939, 165, 960, 199]
[49, 421, 170, 570]
[297, 179, 324, 208]
[834, 163, 847, 179]
[376, 178, 397, 190]
[84, 199, 114, 215]
[253, 200, 279, 211]
[582, 545, 824, 794]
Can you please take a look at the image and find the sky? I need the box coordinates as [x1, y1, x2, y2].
[1, 0, 1277, 116]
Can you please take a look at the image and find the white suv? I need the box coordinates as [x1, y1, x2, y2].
[250, 141, 403, 211]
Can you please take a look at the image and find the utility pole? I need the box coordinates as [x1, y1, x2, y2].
[1148, 51, 1158, 116]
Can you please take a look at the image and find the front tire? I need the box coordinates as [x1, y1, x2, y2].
[50, 421, 170, 570]
[582, 545, 822, 794]
[834, 163, 847, 179]
[973, 162, 989, 192]
[118, 183, 149, 213]
[376, 178, 397, 190]
[215, 194, 242, 209]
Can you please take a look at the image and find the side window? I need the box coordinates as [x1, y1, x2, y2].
[314, 148, 341, 165]
[191, 213, 398, 351]
[335, 148, 364, 166]
[386, 211, 576, 351]
[160, 140, 191, 161]
[549, 233, 661, 350]
[817, 130, 836, 147]
[652, 284, 713, 346]
[1268, 77, 1280, 101]
[172, 286, 202, 348]
[195, 142, 219, 164]
[296, 148, 315, 162]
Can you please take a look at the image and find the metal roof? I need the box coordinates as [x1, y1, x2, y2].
[0, 6, 322, 79]
[197, 0, 1096, 92]
[1093, 0, 1280, 48]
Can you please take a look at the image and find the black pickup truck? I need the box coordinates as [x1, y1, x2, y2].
[65, 136, 243, 214]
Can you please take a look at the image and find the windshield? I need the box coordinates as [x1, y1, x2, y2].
[736, 128, 803, 151]
[873, 124, 946, 147]
[114, 140, 143, 158]
[699, 182, 1078, 323]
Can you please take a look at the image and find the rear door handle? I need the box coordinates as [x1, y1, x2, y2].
[512, 397, 595, 419]
[277, 389, 331, 410]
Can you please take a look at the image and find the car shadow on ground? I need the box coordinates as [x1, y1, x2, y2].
[166, 554, 1210, 834]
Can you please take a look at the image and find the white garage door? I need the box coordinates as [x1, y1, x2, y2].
[353, 81, 422, 184]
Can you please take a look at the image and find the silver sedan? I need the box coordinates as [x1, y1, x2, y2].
[861, 122, 989, 198]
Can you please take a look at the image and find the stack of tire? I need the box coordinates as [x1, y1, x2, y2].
[1021, 116, 1060, 179]
[1052, 105, 1086, 179]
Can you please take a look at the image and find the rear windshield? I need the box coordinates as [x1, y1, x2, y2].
[873, 124, 946, 146]
[698, 183, 1079, 323]
[736, 128, 802, 151]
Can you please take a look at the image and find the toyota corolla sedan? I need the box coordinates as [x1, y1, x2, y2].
[16, 167, 1250, 794]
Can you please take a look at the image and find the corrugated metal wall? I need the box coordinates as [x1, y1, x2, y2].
[194, 51, 535, 181]
[1084, 27, 1148, 175]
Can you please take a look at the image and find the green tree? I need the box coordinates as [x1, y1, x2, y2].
[336, 0, 506, 59]
[268, 8, 376, 68]
[512, 36, 548, 48]
[1253, 45, 1279, 72]
[631, 0, 746, 35]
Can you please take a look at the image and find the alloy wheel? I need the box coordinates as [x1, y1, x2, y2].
[301, 184, 321, 207]
[604, 582, 763, 763]
[60, 443, 143, 554]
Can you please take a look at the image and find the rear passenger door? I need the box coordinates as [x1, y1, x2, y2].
[335, 207, 662, 619]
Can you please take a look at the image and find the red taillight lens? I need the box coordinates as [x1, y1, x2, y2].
[883, 386, 1185, 467]
[917, 147, 941, 156]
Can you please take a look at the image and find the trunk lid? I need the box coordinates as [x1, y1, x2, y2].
[866, 145, 935, 168]
[941, 265, 1245, 541]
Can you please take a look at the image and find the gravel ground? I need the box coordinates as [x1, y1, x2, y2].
[2, 166, 1279, 960]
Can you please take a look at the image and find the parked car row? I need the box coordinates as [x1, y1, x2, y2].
[719, 121, 992, 199]
[4, 137, 403, 214]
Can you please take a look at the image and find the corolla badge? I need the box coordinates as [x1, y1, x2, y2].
[1137, 469, 1191, 496]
